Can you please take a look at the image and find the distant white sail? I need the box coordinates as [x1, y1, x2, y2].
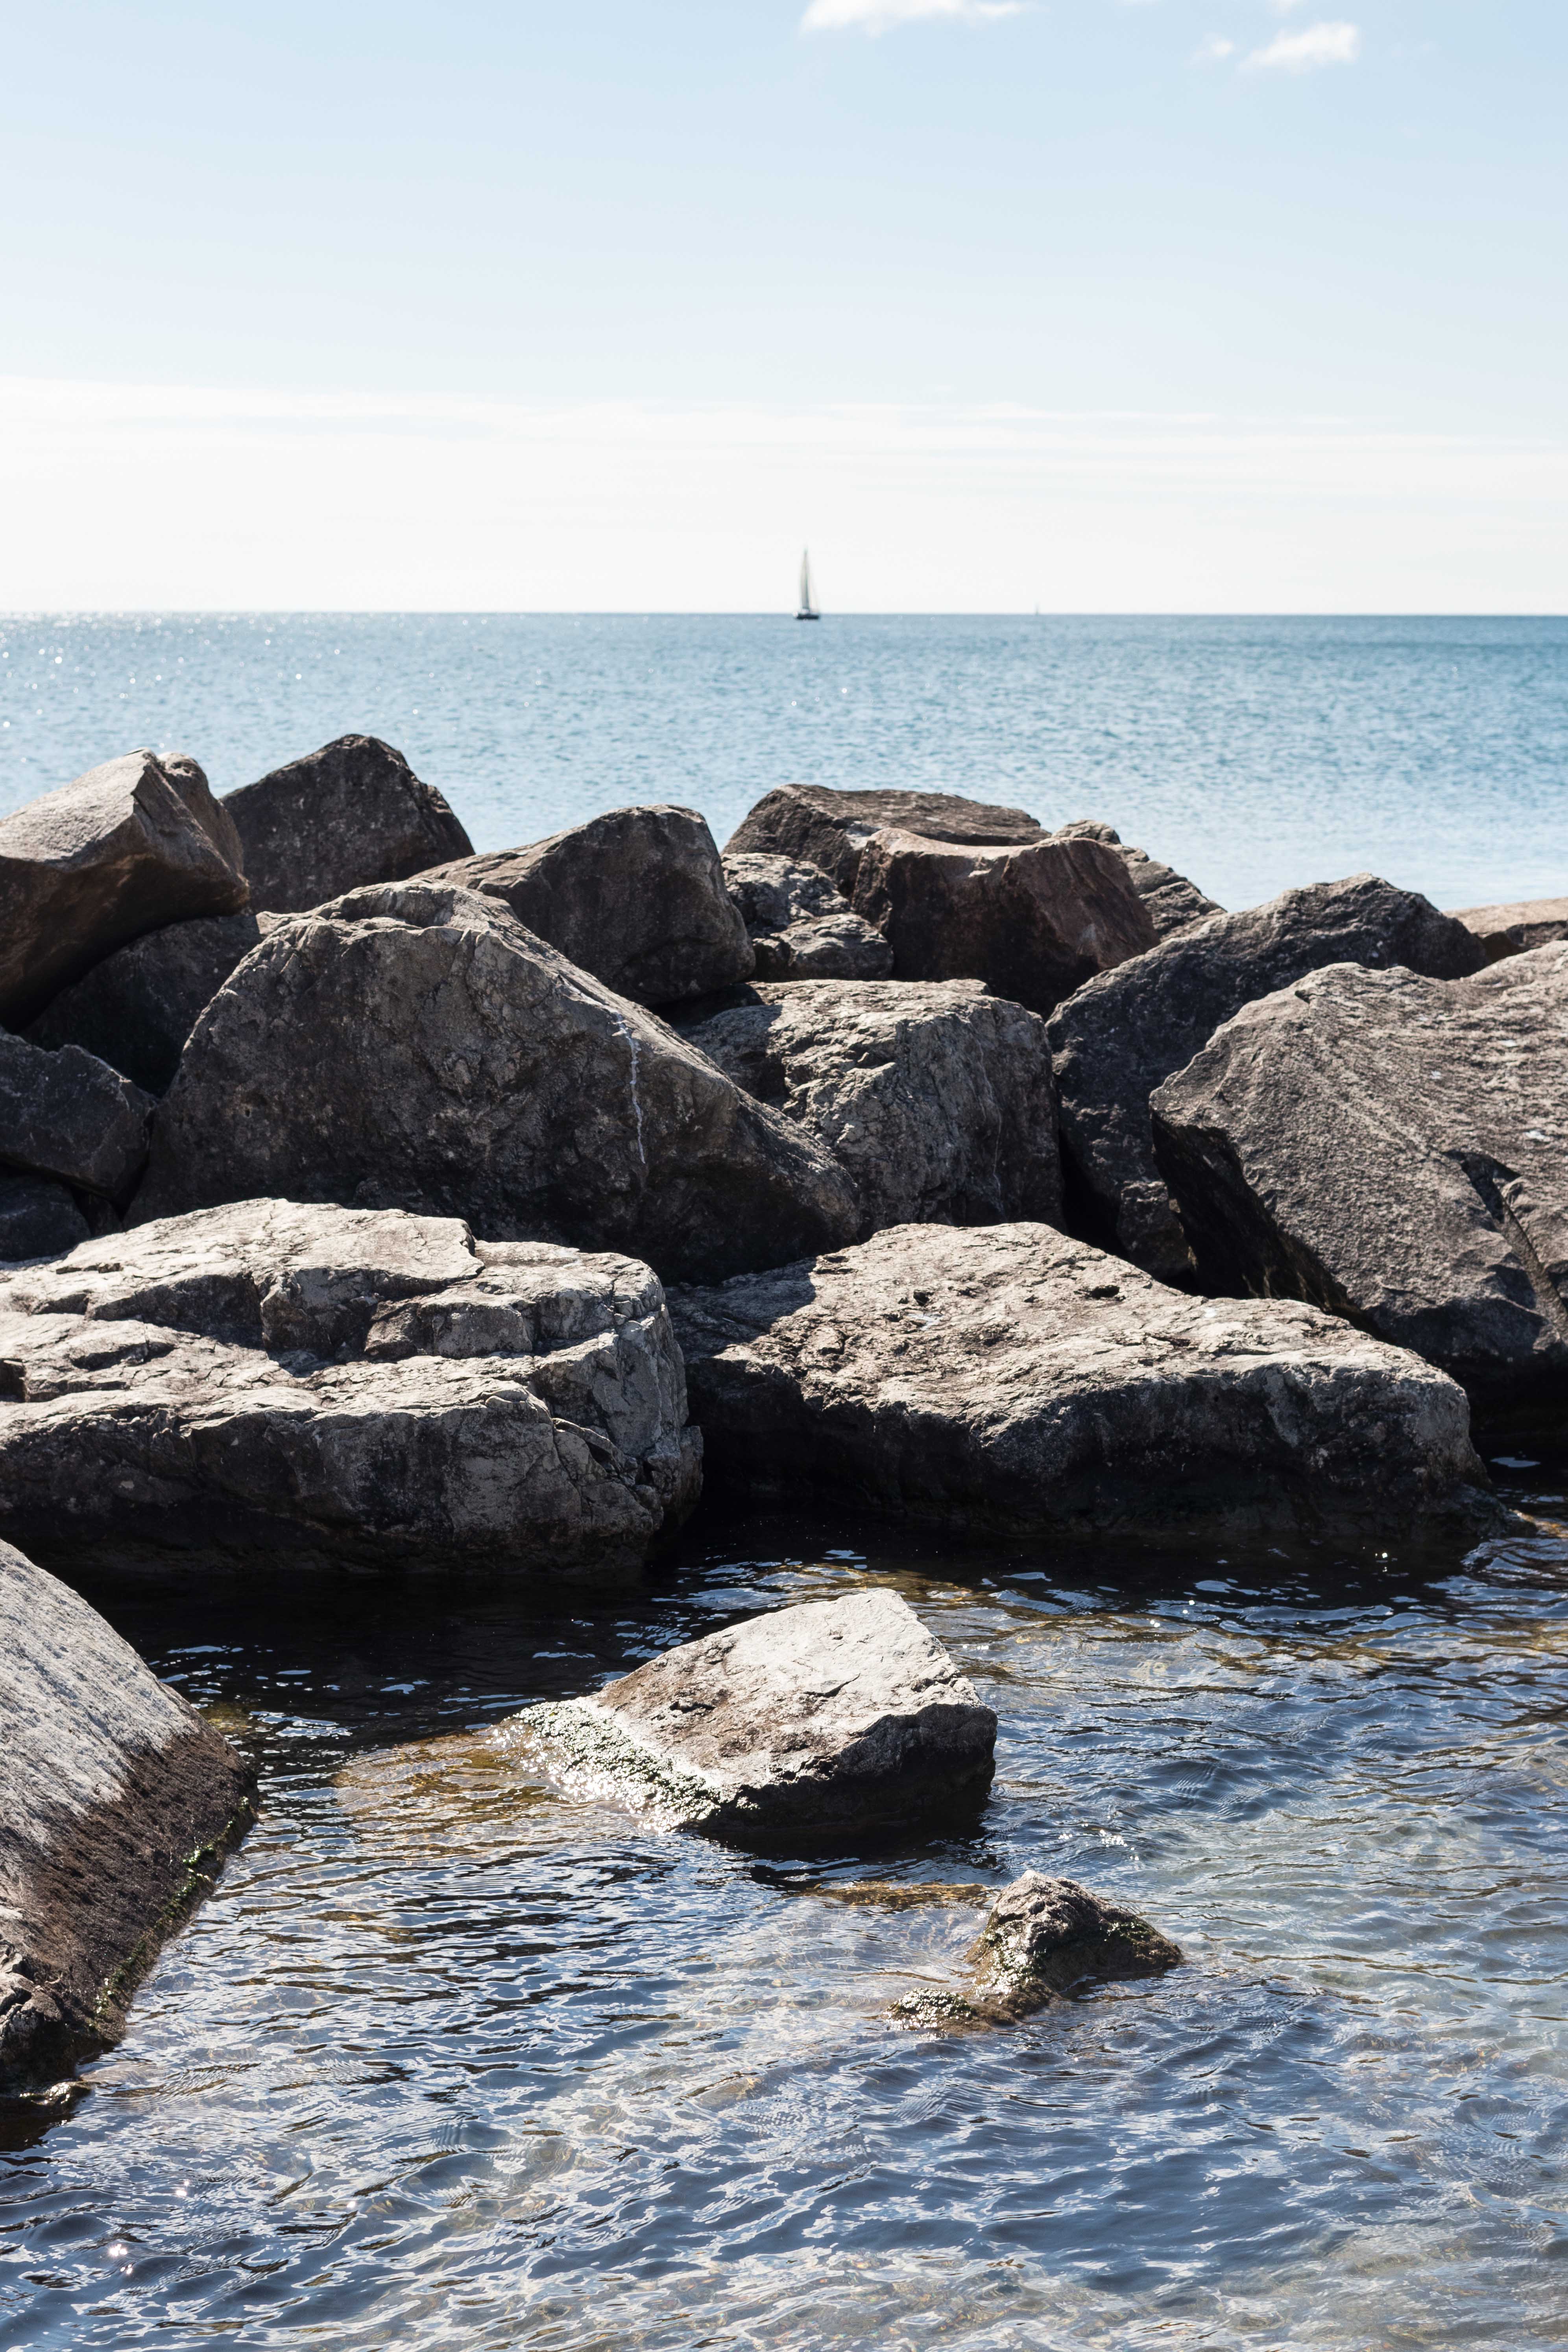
[797, 549, 819, 620]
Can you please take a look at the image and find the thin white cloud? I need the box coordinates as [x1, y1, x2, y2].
[1243, 20, 1361, 71]
[1193, 34, 1237, 63]
[801, 0, 1022, 35]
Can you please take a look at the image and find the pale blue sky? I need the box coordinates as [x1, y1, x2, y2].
[3, 3, 1564, 608]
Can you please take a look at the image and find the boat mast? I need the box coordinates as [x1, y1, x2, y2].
[797, 548, 818, 619]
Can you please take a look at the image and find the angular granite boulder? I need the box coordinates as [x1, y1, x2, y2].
[0, 1033, 155, 1203]
[722, 851, 893, 981]
[0, 751, 248, 1026]
[669, 1222, 1492, 1541]
[427, 806, 754, 1007]
[0, 1174, 90, 1265]
[1151, 946, 1568, 1415]
[726, 784, 1045, 897]
[1453, 895, 1568, 965]
[0, 1537, 256, 2088]
[889, 1872, 1182, 2030]
[0, 1201, 701, 1573]
[1051, 819, 1221, 940]
[223, 734, 472, 913]
[131, 881, 858, 1283]
[1049, 875, 1488, 1284]
[499, 1587, 996, 1837]
[677, 978, 1062, 1236]
[850, 829, 1156, 1016]
[26, 911, 284, 1096]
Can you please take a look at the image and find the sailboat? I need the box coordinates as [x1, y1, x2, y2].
[796, 549, 820, 621]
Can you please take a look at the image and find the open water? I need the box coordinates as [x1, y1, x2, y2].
[2, 613, 1566, 913]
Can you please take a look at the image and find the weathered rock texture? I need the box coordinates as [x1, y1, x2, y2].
[0, 1201, 701, 1574]
[1454, 895, 1568, 965]
[726, 785, 1045, 897]
[26, 911, 284, 1096]
[0, 1033, 154, 1204]
[1051, 819, 1221, 939]
[0, 1175, 90, 1265]
[669, 1222, 1490, 1541]
[499, 1588, 996, 1838]
[427, 806, 754, 1007]
[1049, 875, 1489, 1284]
[722, 852, 893, 981]
[0, 752, 248, 1027]
[677, 979, 1063, 1236]
[0, 1538, 256, 2088]
[850, 829, 1156, 1016]
[889, 1872, 1182, 2030]
[1150, 946, 1568, 1414]
[131, 881, 858, 1283]
[223, 734, 472, 913]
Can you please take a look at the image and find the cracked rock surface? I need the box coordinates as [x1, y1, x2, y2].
[668, 1221, 1491, 1541]
[0, 1200, 701, 1573]
[678, 978, 1062, 1236]
[1151, 944, 1568, 1413]
[889, 1872, 1182, 2030]
[500, 1587, 996, 1837]
[131, 880, 858, 1283]
[0, 1536, 256, 2088]
[722, 852, 893, 981]
[1049, 874, 1487, 1285]
[222, 734, 471, 914]
[725, 785, 1045, 896]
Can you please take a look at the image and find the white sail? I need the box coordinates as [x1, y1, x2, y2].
[797, 549, 817, 619]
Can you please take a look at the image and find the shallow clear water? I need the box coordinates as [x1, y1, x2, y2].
[4, 1484, 1568, 2351]
[3, 613, 1567, 914]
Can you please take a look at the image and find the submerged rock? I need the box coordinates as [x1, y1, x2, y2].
[722, 851, 894, 981]
[0, 1033, 154, 1204]
[678, 977, 1063, 1236]
[1151, 945, 1568, 1414]
[1051, 819, 1221, 940]
[429, 806, 754, 1007]
[668, 1221, 1493, 1542]
[131, 880, 858, 1284]
[888, 1872, 1182, 2029]
[0, 1200, 700, 1574]
[25, 911, 283, 1096]
[1048, 874, 1488, 1284]
[726, 784, 1045, 896]
[499, 1587, 996, 1838]
[1453, 894, 1568, 965]
[0, 750, 248, 1027]
[0, 1537, 256, 2088]
[850, 828, 1156, 1016]
[223, 734, 472, 913]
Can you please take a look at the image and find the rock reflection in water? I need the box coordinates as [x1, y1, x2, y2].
[0, 1491, 1565, 2350]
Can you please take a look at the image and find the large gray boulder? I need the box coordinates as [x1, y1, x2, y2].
[0, 751, 248, 1027]
[669, 1222, 1492, 1542]
[726, 785, 1045, 896]
[1051, 819, 1221, 940]
[26, 911, 284, 1096]
[1453, 894, 1568, 965]
[677, 979, 1062, 1236]
[722, 851, 893, 981]
[499, 1587, 996, 1838]
[0, 1537, 256, 2088]
[223, 734, 472, 913]
[0, 1174, 90, 1264]
[0, 1033, 154, 1203]
[850, 829, 1156, 1016]
[889, 1872, 1182, 2030]
[427, 806, 754, 1007]
[0, 1201, 701, 1574]
[131, 881, 858, 1283]
[1048, 876, 1489, 1284]
[1150, 946, 1568, 1413]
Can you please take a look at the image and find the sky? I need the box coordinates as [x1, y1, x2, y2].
[2, 1, 1564, 611]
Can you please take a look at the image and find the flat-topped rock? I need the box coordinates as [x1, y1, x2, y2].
[428, 806, 754, 1007]
[722, 851, 893, 981]
[0, 1537, 256, 2088]
[1051, 819, 1221, 939]
[223, 734, 471, 913]
[0, 751, 248, 1027]
[0, 1200, 700, 1573]
[131, 880, 858, 1284]
[1453, 895, 1568, 965]
[0, 1032, 154, 1204]
[850, 829, 1156, 1016]
[889, 1872, 1182, 2030]
[669, 1222, 1492, 1542]
[26, 911, 285, 1096]
[1049, 875, 1488, 1284]
[726, 785, 1045, 896]
[499, 1588, 996, 1838]
[1151, 946, 1568, 1414]
[677, 978, 1062, 1236]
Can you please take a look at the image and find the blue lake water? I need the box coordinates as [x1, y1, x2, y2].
[2, 613, 1566, 913]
